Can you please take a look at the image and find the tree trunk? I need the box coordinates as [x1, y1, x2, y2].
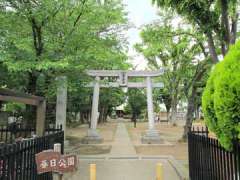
[220, 0, 231, 49]
[0, 101, 3, 110]
[170, 105, 177, 125]
[170, 92, 178, 125]
[131, 111, 137, 127]
[206, 32, 219, 63]
[98, 109, 102, 123]
[230, 13, 238, 44]
[23, 17, 44, 127]
[131, 111, 137, 121]
[25, 72, 38, 126]
[195, 105, 201, 120]
[87, 110, 91, 124]
[181, 57, 208, 140]
[99, 107, 106, 123]
[182, 86, 198, 140]
[166, 109, 170, 122]
[80, 112, 84, 124]
[164, 97, 171, 121]
[221, 42, 227, 56]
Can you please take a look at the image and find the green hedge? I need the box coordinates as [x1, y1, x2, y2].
[202, 41, 240, 150]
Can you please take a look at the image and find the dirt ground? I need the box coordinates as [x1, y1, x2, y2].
[126, 121, 189, 160]
[65, 119, 206, 161]
[65, 121, 118, 154]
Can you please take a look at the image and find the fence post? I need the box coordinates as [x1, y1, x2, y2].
[90, 164, 96, 180]
[53, 143, 62, 180]
[156, 163, 163, 180]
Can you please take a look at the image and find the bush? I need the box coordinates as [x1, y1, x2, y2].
[202, 41, 240, 150]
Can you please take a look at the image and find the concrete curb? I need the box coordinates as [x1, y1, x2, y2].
[168, 156, 189, 180]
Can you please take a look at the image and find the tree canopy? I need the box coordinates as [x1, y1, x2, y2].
[136, 12, 211, 126]
[0, 0, 130, 124]
[152, 0, 239, 63]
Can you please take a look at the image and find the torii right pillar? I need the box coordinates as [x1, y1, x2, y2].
[142, 76, 162, 144]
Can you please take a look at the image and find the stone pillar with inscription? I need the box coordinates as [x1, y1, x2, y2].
[83, 76, 103, 144]
[141, 76, 162, 144]
[56, 76, 68, 143]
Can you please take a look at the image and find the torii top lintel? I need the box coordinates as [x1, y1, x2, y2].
[86, 69, 164, 77]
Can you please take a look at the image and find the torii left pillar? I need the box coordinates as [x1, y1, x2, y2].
[83, 76, 103, 144]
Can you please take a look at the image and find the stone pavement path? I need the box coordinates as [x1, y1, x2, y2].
[110, 122, 136, 156]
[64, 122, 180, 180]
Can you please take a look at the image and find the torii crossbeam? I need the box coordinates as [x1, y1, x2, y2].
[83, 69, 164, 144]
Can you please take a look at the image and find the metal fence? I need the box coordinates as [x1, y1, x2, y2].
[0, 124, 62, 144]
[0, 131, 64, 180]
[188, 128, 240, 180]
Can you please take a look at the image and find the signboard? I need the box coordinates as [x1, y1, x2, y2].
[35, 150, 77, 174]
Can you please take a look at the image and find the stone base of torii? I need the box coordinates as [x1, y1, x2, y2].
[82, 69, 165, 144]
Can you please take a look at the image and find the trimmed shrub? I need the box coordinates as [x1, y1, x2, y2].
[202, 41, 240, 150]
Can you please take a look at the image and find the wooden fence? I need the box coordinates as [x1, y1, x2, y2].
[188, 128, 240, 180]
[0, 131, 64, 180]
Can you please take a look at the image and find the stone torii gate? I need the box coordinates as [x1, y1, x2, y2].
[83, 69, 164, 144]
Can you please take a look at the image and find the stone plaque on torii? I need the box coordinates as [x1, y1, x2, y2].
[83, 69, 164, 144]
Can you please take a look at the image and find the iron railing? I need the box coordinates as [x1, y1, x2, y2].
[0, 131, 64, 180]
[0, 124, 62, 144]
[188, 127, 240, 180]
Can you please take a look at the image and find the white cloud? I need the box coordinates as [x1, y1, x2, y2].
[122, 0, 159, 70]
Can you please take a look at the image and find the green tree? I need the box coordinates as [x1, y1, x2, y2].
[152, 0, 239, 63]
[99, 88, 126, 123]
[136, 13, 212, 139]
[150, 2, 240, 139]
[0, 0, 129, 124]
[202, 41, 240, 150]
[136, 17, 203, 123]
[155, 89, 171, 121]
[125, 89, 147, 123]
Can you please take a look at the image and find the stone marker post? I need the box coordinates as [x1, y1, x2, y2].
[56, 76, 67, 141]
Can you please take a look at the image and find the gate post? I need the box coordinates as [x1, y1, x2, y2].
[36, 100, 46, 137]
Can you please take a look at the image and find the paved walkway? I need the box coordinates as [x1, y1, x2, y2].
[110, 122, 136, 156]
[65, 158, 180, 180]
[64, 122, 181, 180]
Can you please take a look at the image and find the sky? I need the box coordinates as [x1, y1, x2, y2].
[122, 0, 159, 70]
